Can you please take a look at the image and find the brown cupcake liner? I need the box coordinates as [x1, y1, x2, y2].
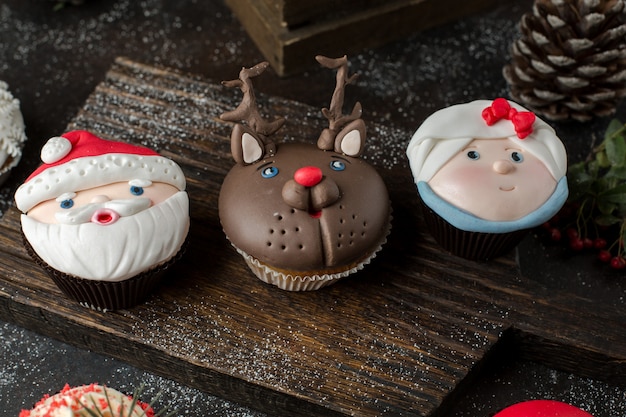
[23, 232, 187, 311]
[418, 198, 528, 261]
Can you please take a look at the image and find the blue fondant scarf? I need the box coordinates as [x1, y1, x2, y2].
[417, 177, 568, 233]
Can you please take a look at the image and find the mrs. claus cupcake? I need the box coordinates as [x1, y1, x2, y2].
[406, 98, 568, 260]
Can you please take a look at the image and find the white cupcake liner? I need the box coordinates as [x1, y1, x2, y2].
[231, 211, 392, 291]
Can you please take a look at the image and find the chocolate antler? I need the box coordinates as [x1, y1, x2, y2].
[221, 61, 285, 142]
[316, 55, 363, 150]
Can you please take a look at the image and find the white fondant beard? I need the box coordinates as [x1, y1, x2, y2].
[21, 191, 189, 282]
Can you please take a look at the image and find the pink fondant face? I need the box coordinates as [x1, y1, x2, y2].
[26, 180, 179, 224]
[427, 138, 557, 221]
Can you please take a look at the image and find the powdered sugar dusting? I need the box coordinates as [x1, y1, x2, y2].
[0, 321, 267, 416]
[348, 3, 527, 129]
[0, 1, 246, 75]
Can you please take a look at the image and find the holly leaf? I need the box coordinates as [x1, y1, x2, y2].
[606, 165, 626, 180]
[602, 194, 626, 204]
[597, 199, 617, 215]
[567, 161, 594, 200]
[568, 161, 588, 177]
[605, 133, 626, 168]
[604, 118, 625, 141]
[601, 182, 626, 195]
[567, 181, 593, 202]
[596, 150, 612, 168]
[587, 159, 600, 179]
[594, 213, 622, 226]
[592, 176, 614, 195]
[599, 183, 626, 204]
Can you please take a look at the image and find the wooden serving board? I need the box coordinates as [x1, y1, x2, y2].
[0, 57, 624, 416]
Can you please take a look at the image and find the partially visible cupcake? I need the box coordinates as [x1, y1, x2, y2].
[406, 98, 568, 260]
[493, 400, 593, 417]
[19, 383, 165, 417]
[0, 81, 27, 186]
[15, 130, 190, 310]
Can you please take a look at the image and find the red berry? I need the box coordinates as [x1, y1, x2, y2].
[583, 237, 593, 249]
[541, 221, 552, 230]
[598, 250, 612, 263]
[550, 228, 562, 242]
[566, 228, 579, 240]
[593, 238, 607, 249]
[570, 238, 584, 251]
[610, 257, 626, 270]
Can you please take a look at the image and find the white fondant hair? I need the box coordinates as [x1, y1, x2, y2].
[406, 99, 568, 182]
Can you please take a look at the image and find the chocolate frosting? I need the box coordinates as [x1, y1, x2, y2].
[219, 142, 390, 272]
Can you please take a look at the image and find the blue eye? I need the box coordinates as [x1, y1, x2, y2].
[261, 166, 279, 178]
[130, 186, 144, 196]
[330, 160, 346, 171]
[467, 150, 480, 160]
[59, 199, 74, 209]
[510, 152, 524, 163]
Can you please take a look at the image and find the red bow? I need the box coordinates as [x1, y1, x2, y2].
[481, 98, 535, 139]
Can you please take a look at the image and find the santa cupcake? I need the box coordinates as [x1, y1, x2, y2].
[15, 130, 190, 310]
[406, 98, 568, 260]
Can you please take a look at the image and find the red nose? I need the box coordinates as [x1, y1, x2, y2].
[294, 166, 322, 187]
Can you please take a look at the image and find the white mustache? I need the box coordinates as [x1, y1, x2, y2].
[55, 198, 151, 224]
[22, 191, 189, 281]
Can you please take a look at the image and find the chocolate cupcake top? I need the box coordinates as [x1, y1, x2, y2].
[218, 57, 390, 273]
[219, 142, 389, 271]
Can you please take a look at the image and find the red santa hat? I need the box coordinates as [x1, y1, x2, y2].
[15, 130, 186, 213]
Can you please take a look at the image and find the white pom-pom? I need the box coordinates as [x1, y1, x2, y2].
[41, 136, 71, 164]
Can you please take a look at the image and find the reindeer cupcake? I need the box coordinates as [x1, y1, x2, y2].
[218, 57, 391, 291]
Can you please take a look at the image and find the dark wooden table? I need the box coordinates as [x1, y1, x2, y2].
[1, 1, 625, 416]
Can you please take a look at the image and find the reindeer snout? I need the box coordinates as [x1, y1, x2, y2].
[282, 166, 340, 214]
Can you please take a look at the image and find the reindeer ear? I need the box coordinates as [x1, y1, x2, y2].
[231, 124, 265, 164]
[334, 119, 366, 157]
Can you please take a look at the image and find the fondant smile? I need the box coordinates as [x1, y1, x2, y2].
[499, 186, 515, 191]
[91, 208, 120, 225]
[309, 209, 322, 218]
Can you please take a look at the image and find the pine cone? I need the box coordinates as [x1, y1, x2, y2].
[503, 0, 626, 122]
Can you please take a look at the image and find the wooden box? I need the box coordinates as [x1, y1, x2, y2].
[225, 0, 500, 76]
